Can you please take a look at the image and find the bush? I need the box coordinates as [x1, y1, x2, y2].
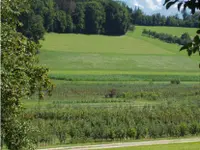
[142, 29, 191, 46]
[105, 89, 117, 98]
[179, 123, 188, 136]
[170, 79, 180, 84]
[127, 128, 137, 139]
[167, 123, 180, 137]
[189, 122, 200, 135]
[129, 25, 135, 31]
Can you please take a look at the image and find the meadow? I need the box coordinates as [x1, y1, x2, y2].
[22, 26, 200, 148]
[39, 26, 199, 82]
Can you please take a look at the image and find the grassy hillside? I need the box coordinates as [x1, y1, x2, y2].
[24, 26, 200, 147]
[39, 26, 199, 81]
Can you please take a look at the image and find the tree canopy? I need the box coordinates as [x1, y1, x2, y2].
[1, 0, 53, 149]
[15, 0, 131, 36]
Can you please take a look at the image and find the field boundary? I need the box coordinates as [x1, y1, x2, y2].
[38, 137, 200, 150]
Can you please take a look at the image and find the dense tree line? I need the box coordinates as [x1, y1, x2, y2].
[17, 0, 130, 41]
[17, 0, 199, 43]
[129, 7, 199, 28]
[142, 29, 192, 45]
[27, 103, 200, 145]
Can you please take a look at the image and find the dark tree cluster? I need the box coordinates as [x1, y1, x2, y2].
[129, 7, 199, 28]
[17, 0, 130, 42]
[142, 29, 192, 45]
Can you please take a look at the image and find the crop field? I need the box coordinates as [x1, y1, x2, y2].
[22, 26, 200, 147]
[25, 79, 200, 109]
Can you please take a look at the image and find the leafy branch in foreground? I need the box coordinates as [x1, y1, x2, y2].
[164, 0, 200, 58]
[1, 0, 53, 149]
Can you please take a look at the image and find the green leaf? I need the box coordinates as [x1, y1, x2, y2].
[178, 2, 183, 11]
[192, 46, 198, 53]
[188, 49, 192, 56]
[197, 30, 200, 34]
[193, 35, 200, 44]
[180, 42, 192, 51]
[180, 45, 188, 51]
[163, 0, 171, 6]
[166, 0, 178, 9]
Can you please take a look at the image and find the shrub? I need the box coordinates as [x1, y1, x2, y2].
[170, 79, 180, 84]
[167, 123, 179, 137]
[127, 128, 137, 139]
[50, 120, 68, 144]
[142, 29, 192, 46]
[189, 122, 199, 135]
[179, 123, 188, 137]
[129, 25, 135, 31]
[105, 89, 117, 98]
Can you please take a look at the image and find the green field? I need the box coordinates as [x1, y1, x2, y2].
[27, 25, 200, 109]
[23, 26, 200, 147]
[24, 79, 200, 109]
[104, 142, 200, 150]
[39, 26, 199, 81]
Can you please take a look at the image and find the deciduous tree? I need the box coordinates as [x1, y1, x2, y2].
[1, 0, 53, 149]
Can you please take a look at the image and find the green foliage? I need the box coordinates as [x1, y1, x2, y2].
[170, 79, 181, 85]
[72, 3, 85, 33]
[23, 80, 200, 145]
[1, 0, 53, 149]
[3, 117, 36, 150]
[18, 11, 45, 43]
[24, 0, 131, 35]
[50, 120, 68, 144]
[164, 0, 200, 58]
[84, 1, 105, 34]
[42, 0, 55, 32]
[130, 7, 199, 28]
[66, 14, 74, 33]
[54, 0, 76, 13]
[127, 128, 137, 139]
[104, 0, 130, 35]
[28, 103, 200, 144]
[142, 29, 192, 45]
[179, 123, 188, 137]
[53, 10, 67, 33]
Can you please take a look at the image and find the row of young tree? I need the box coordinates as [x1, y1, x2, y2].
[129, 7, 199, 27]
[142, 29, 192, 45]
[26, 103, 200, 145]
[17, 0, 130, 43]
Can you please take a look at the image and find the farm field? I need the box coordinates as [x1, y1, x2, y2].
[25, 80, 200, 109]
[39, 26, 199, 82]
[22, 26, 200, 148]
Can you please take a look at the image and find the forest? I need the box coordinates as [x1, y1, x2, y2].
[18, 0, 200, 43]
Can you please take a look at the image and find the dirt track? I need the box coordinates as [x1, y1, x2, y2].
[38, 137, 200, 150]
